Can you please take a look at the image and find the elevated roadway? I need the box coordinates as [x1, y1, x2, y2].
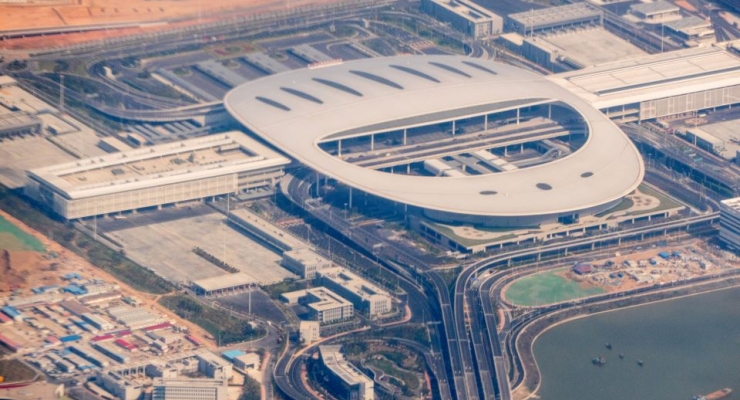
[347, 121, 582, 170]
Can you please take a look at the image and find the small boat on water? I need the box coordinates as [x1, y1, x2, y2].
[692, 387, 732, 400]
[619, 353, 624, 359]
[605, 343, 612, 350]
[592, 356, 607, 366]
[637, 360, 644, 366]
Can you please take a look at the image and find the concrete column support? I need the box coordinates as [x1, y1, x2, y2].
[338, 140, 342, 157]
[484, 114, 488, 130]
[516, 108, 520, 125]
[403, 128, 407, 145]
[371, 134, 374, 151]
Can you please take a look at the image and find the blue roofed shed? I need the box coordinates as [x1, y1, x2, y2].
[64, 285, 87, 295]
[222, 349, 246, 362]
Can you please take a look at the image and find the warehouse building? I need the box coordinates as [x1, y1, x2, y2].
[421, 0, 503, 38]
[25, 133, 290, 220]
[507, 3, 603, 35]
[549, 45, 740, 122]
[319, 345, 374, 400]
[316, 268, 392, 317]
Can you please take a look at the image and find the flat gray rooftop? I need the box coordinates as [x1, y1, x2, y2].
[509, 3, 602, 28]
[665, 16, 712, 31]
[549, 46, 740, 110]
[540, 27, 647, 67]
[630, 1, 679, 16]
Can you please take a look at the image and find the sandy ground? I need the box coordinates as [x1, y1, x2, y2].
[0, 0, 342, 51]
[0, 209, 215, 348]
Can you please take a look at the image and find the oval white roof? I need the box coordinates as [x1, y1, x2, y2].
[225, 55, 643, 217]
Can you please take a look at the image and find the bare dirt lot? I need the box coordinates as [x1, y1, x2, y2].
[0, 209, 215, 347]
[1, 0, 343, 50]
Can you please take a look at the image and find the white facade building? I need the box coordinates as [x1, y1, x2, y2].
[26, 133, 289, 219]
[720, 198, 740, 251]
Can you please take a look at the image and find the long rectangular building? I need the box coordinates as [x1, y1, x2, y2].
[25, 132, 290, 219]
[548, 45, 740, 122]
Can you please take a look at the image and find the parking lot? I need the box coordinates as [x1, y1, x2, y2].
[100, 206, 295, 285]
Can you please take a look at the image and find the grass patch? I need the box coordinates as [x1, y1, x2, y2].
[160, 294, 265, 346]
[0, 215, 45, 252]
[0, 185, 174, 294]
[239, 373, 261, 400]
[366, 357, 421, 394]
[595, 197, 635, 218]
[628, 184, 684, 216]
[431, 223, 519, 247]
[504, 269, 604, 306]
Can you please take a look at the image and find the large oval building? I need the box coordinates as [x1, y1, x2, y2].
[225, 55, 644, 227]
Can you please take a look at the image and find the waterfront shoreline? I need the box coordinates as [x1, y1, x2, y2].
[513, 276, 740, 400]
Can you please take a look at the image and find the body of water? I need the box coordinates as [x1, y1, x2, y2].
[534, 287, 740, 400]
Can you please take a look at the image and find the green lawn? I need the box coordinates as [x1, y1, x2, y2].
[504, 269, 604, 306]
[595, 198, 635, 218]
[628, 184, 684, 216]
[0, 215, 45, 252]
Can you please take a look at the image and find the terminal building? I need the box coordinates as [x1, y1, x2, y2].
[420, 0, 503, 38]
[316, 268, 392, 317]
[720, 197, 740, 252]
[318, 345, 374, 400]
[225, 55, 644, 229]
[25, 132, 290, 220]
[549, 45, 740, 122]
